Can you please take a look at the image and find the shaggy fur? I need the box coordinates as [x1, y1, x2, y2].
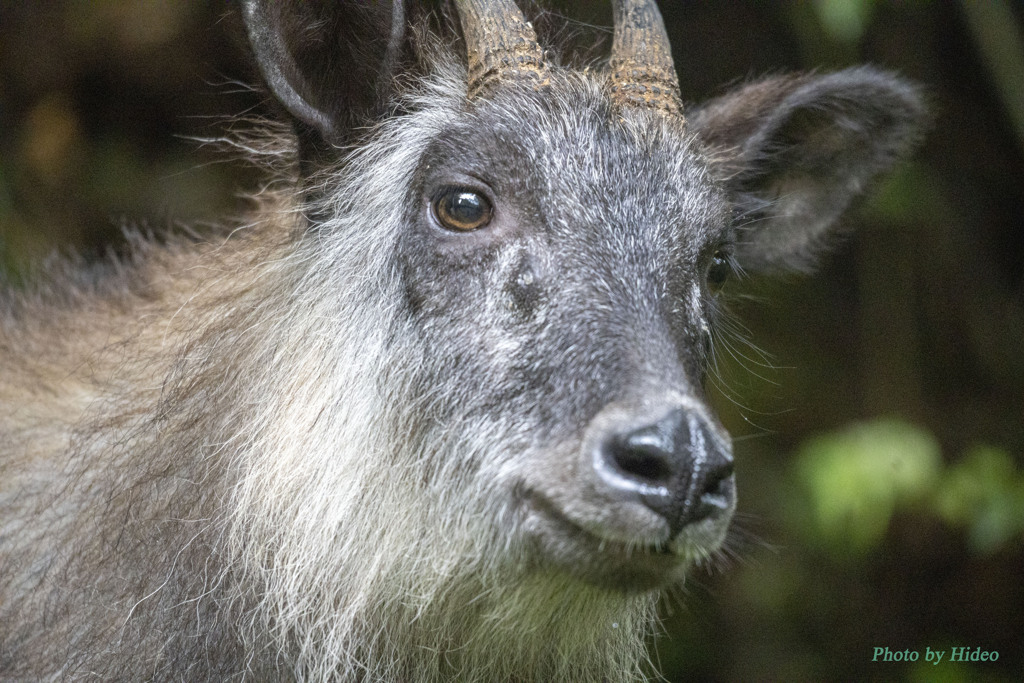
[1, 59, 658, 682]
[1, 3, 926, 681]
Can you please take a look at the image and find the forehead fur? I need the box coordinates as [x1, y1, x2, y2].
[399, 57, 727, 249]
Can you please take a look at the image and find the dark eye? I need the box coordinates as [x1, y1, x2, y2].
[707, 250, 731, 292]
[432, 188, 493, 232]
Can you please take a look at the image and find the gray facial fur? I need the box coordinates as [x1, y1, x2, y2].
[0, 2, 927, 680]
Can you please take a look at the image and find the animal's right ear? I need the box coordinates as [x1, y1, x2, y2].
[241, 0, 408, 155]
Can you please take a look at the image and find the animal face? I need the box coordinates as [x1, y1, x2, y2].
[0, 2, 928, 680]
[396, 80, 734, 589]
[240, 0, 925, 600]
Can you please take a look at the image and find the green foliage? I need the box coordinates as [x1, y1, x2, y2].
[792, 419, 1024, 557]
[794, 419, 941, 555]
[907, 658, 974, 683]
[866, 163, 951, 225]
[934, 445, 1024, 554]
[812, 0, 877, 44]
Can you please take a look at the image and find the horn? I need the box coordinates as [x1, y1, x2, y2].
[608, 0, 683, 117]
[454, 0, 550, 99]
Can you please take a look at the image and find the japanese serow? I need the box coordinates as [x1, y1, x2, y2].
[0, 0, 926, 680]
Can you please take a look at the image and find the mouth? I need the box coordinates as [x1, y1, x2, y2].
[522, 490, 693, 592]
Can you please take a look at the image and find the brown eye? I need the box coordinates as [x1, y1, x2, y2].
[432, 188, 493, 232]
[707, 250, 731, 292]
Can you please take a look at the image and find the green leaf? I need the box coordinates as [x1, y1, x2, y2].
[812, 0, 876, 44]
[794, 419, 941, 555]
[932, 445, 1024, 554]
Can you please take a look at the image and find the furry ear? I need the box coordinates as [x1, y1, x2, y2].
[241, 0, 408, 157]
[689, 67, 928, 272]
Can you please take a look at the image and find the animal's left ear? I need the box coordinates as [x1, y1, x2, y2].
[688, 67, 928, 272]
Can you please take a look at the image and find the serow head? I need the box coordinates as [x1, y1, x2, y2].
[242, 0, 926, 592]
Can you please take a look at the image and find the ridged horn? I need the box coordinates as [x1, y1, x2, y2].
[608, 0, 683, 117]
[454, 0, 550, 99]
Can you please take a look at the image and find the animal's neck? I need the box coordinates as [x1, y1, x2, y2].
[262, 568, 658, 682]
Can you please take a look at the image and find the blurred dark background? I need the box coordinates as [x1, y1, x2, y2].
[1, 1, 1021, 681]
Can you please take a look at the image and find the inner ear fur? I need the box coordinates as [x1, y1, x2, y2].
[241, 0, 411, 159]
[689, 67, 928, 272]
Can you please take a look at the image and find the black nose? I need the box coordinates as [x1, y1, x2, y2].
[595, 407, 734, 537]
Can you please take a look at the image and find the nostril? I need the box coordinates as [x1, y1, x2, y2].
[703, 459, 735, 497]
[691, 458, 735, 522]
[608, 437, 674, 485]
